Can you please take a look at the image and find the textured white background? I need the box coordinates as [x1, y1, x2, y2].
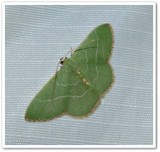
[5, 5, 153, 145]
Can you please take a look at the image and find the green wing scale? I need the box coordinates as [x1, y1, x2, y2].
[25, 23, 114, 121]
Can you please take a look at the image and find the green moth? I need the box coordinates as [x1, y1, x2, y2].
[25, 23, 114, 121]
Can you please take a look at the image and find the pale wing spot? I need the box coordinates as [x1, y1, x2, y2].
[82, 78, 89, 85]
[77, 71, 80, 75]
[86, 81, 89, 85]
[83, 78, 86, 83]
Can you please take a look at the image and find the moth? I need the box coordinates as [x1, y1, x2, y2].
[25, 23, 114, 121]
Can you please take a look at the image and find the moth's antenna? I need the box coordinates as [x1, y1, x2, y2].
[64, 49, 74, 58]
[70, 47, 74, 56]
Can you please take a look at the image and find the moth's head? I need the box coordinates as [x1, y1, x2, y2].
[60, 57, 68, 65]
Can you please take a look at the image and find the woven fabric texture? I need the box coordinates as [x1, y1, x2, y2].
[5, 5, 153, 145]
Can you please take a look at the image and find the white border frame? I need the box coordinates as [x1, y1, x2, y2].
[1, 1, 156, 149]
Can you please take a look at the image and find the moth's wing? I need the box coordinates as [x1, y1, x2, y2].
[72, 23, 113, 64]
[66, 24, 114, 116]
[25, 66, 70, 121]
[70, 23, 114, 95]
